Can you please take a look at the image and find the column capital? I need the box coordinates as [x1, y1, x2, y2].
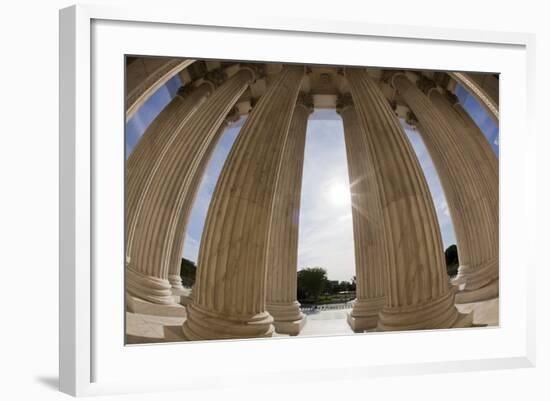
[177, 79, 218, 98]
[405, 109, 419, 127]
[239, 62, 266, 83]
[336, 92, 354, 113]
[443, 89, 460, 106]
[224, 107, 241, 125]
[203, 68, 227, 88]
[249, 96, 260, 109]
[380, 69, 407, 87]
[296, 91, 314, 113]
[176, 84, 195, 98]
[416, 75, 437, 95]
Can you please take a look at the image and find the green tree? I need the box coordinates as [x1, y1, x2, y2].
[339, 280, 355, 292]
[444, 244, 459, 278]
[297, 267, 328, 303]
[325, 280, 340, 295]
[180, 258, 197, 287]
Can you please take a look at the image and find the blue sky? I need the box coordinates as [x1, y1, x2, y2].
[126, 74, 182, 157]
[126, 76, 499, 282]
[455, 83, 499, 156]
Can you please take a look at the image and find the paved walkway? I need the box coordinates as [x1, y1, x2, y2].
[126, 298, 499, 344]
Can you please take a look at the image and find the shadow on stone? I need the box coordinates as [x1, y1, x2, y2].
[125, 334, 163, 344]
[35, 376, 58, 391]
[163, 325, 186, 341]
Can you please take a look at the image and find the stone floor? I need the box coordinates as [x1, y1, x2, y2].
[456, 297, 499, 326]
[125, 297, 499, 345]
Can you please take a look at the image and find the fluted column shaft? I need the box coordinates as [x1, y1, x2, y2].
[450, 72, 498, 123]
[126, 68, 255, 305]
[167, 111, 240, 292]
[393, 74, 498, 301]
[182, 65, 305, 340]
[346, 69, 460, 331]
[430, 90, 498, 198]
[126, 58, 195, 120]
[337, 98, 386, 331]
[452, 99, 499, 175]
[126, 83, 213, 245]
[265, 93, 312, 335]
[432, 91, 499, 300]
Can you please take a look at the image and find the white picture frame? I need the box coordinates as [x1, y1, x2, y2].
[59, 3, 536, 397]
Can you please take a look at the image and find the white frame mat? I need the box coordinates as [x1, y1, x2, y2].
[59, 4, 536, 397]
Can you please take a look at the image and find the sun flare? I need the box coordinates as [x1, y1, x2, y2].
[326, 181, 351, 208]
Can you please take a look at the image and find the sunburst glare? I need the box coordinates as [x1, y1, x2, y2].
[325, 180, 351, 209]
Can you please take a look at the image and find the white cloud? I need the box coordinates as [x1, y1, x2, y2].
[296, 112, 356, 282]
[182, 234, 200, 262]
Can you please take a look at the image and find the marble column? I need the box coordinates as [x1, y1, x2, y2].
[432, 88, 499, 302]
[126, 67, 256, 308]
[337, 94, 386, 332]
[182, 65, 305, 340]
[393, 73, 498, 304]
[265, 92, 312, 336]
[450, 72, 499, 123]
[126, 58, 195, 121]
[167, 108, 241, 301]
[448, 90, 499, 178]
[126, 82, 214, 242]
[345, 68, 466, 331]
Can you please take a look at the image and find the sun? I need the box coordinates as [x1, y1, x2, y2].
[326, 181, 351, 208]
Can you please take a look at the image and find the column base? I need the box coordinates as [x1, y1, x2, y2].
[452, 311, 474, 328]
[126, 267, 176, 305]
[266, 301, 307, 336]
[126, 295, 187, 317]
[377, 290, 460, 331]
[346, 296, 385, 332]
[451, 259, 499, 292]
[273, 316, 307, 336]
[454, 279, 499, 304]
[170, 285, 193, 306]
[182, 303, 275, 341]
[168, 274, 185, 292]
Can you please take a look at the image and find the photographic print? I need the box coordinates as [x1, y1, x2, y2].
[124, 58, 499, 344]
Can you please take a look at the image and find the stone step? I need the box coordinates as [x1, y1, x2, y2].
[126, 296, 187, 317]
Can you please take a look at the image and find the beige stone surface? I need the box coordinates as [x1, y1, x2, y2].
[449, 71, 499, 122]
[456, 297, 499, 326]
[182, 65, 305, 340]
[167, 108, 241, 294]
[337, 94, 386, 332]
[126, 68, 255, 305]
[265, 93, 312, 335]
[393, 74, 498, 302]
[126, 295, 187, 317]
[454, 279, 499, 304]
[126, 57, 195, 121]
[346, 68, 461, 331]
[125, 298, 498, 344]
[124, 62, 500, 341]
[126, 82, 214, 278]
